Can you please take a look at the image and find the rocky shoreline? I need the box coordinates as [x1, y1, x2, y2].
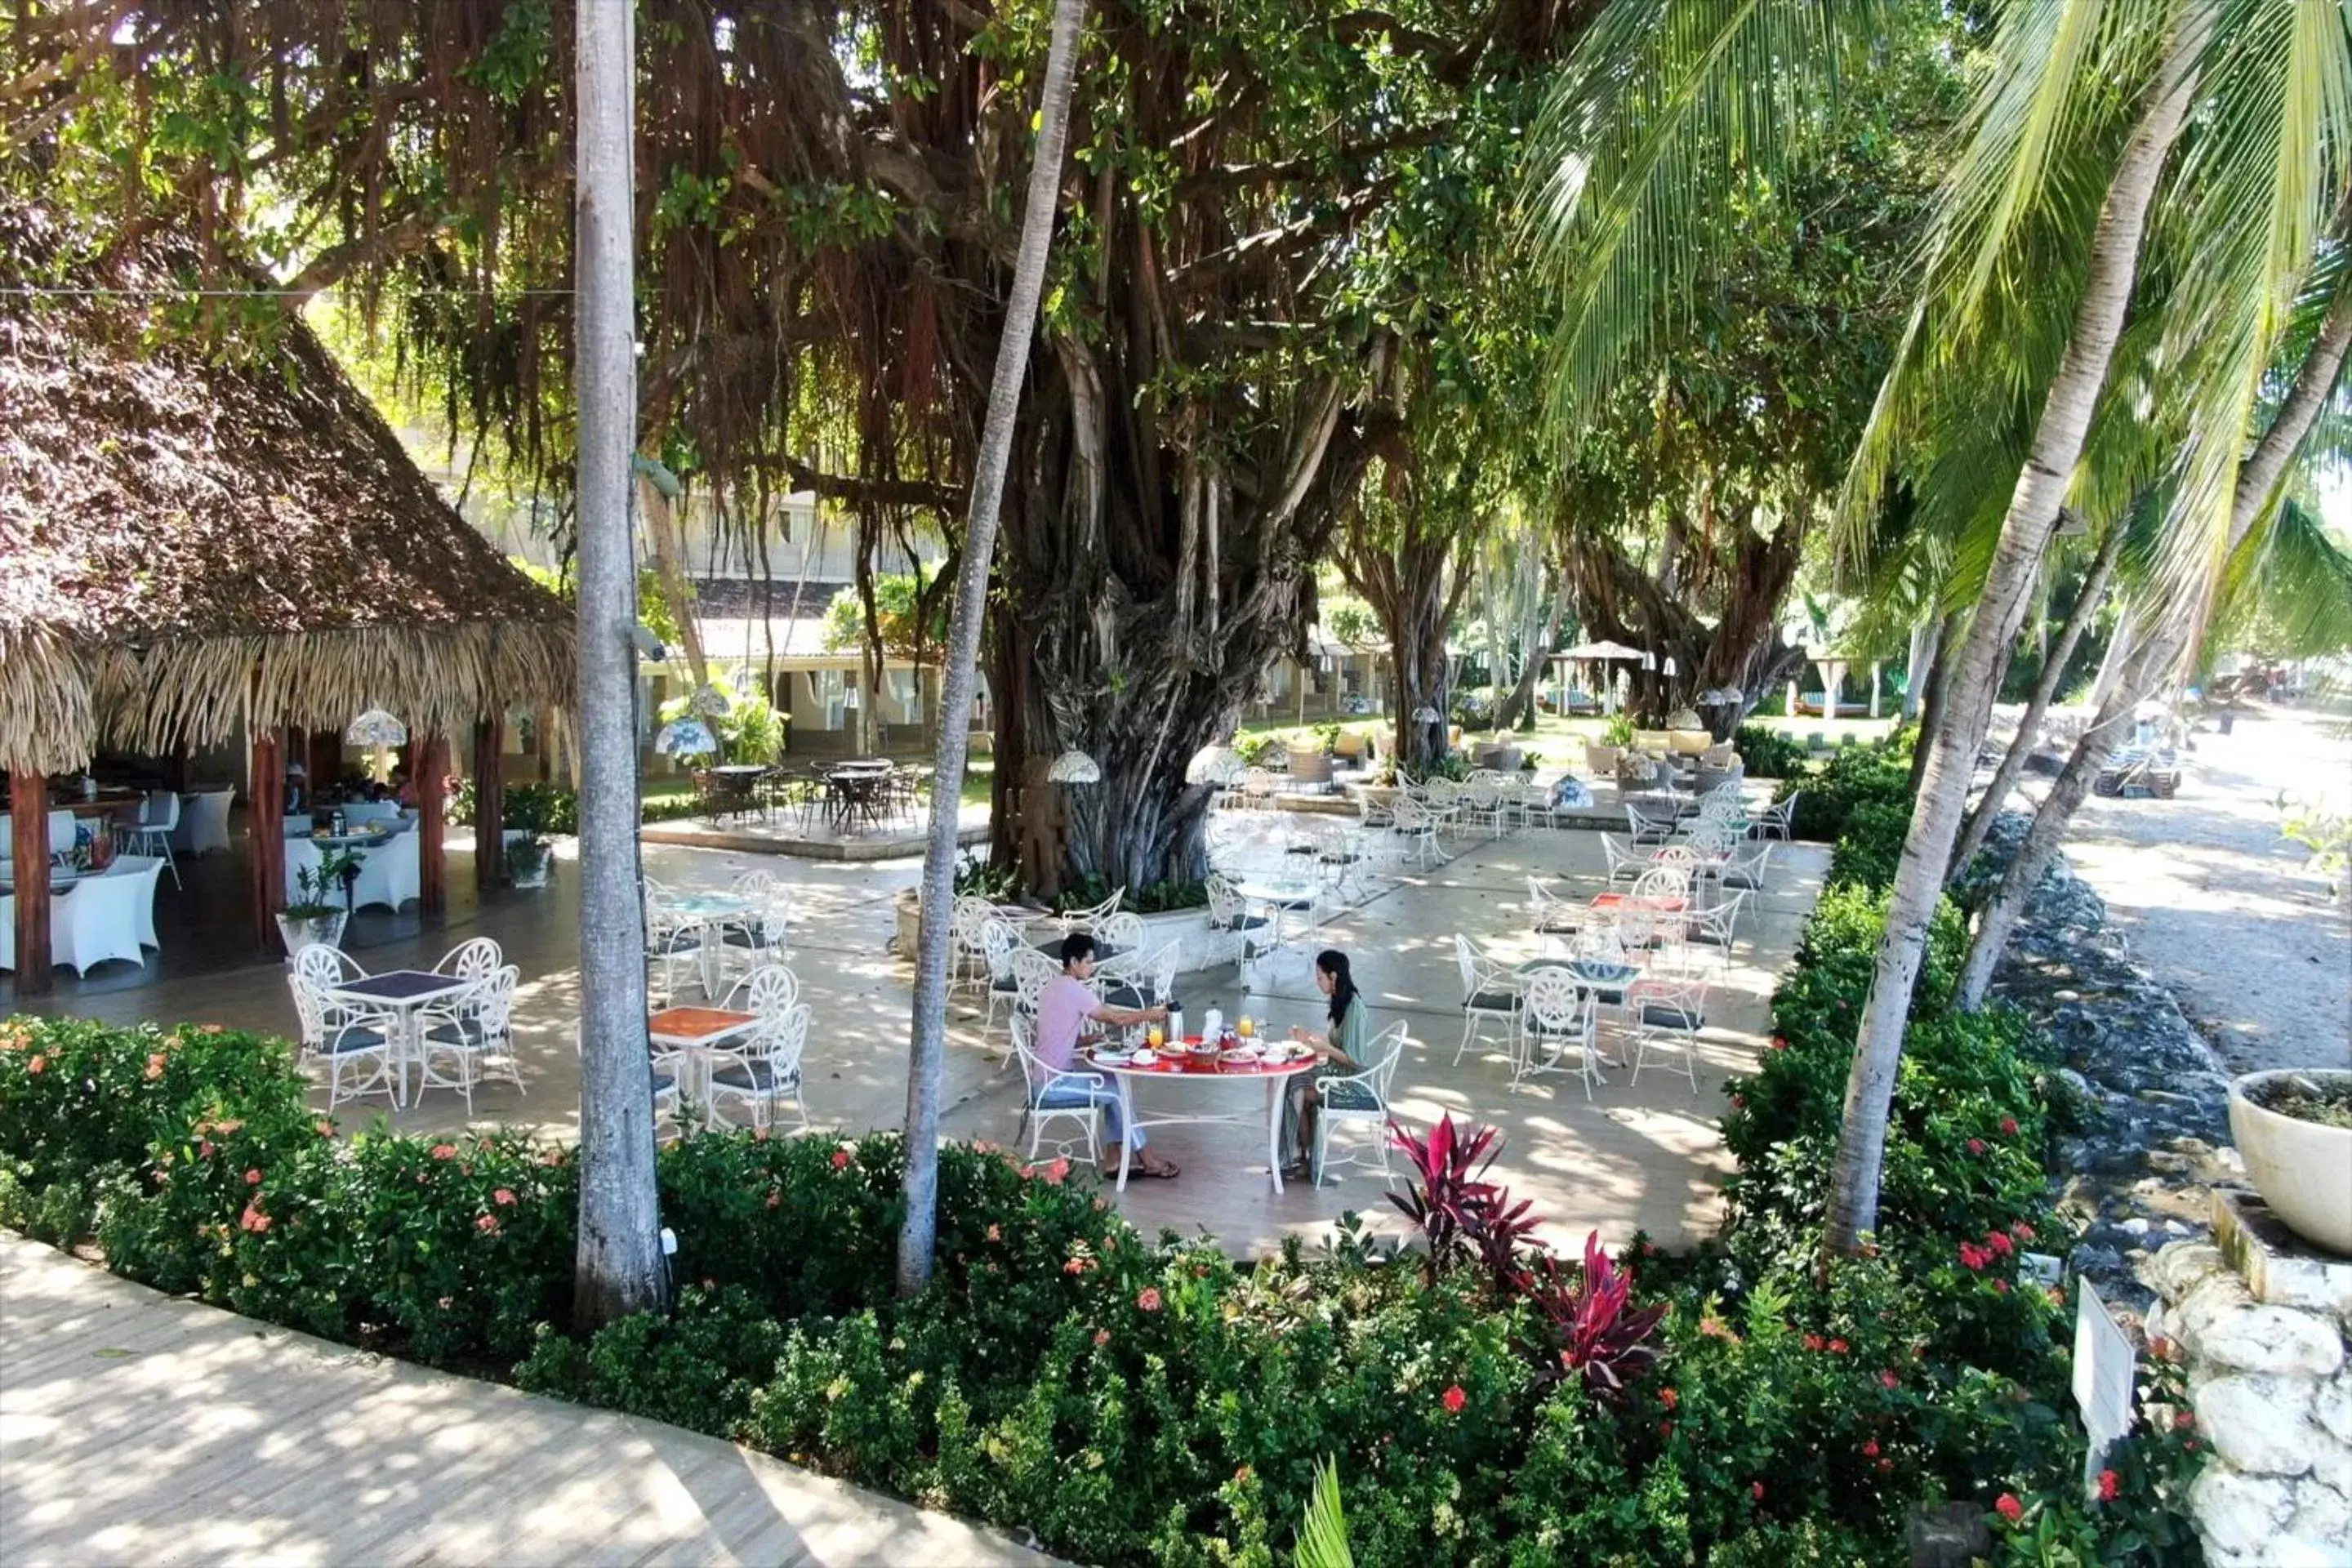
[1967, 813, 2243, 1314]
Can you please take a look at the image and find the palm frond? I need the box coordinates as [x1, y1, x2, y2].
[1293, 1456, 1355, 1568]
[2211, 494, 2352, 657]
[1526, 0, 1878, 429]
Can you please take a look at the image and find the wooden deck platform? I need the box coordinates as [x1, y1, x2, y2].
[0, 1233, 1054, 1567]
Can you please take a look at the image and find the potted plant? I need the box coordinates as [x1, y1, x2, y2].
[2228, 1071, 2352, 1254]
[506, 833, 554, 889]
[1587, 712, 1636, 774]
[279, 862, 349, 955]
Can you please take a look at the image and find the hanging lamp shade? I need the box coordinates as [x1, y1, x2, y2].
[688, 682, 732, 718]
[345, 707, 408, 748]
[1411, 706, 1441, 724]
[1046, 748, 1102, 785]
[655, 716, 718, 757]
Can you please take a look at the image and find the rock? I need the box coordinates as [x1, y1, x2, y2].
[2195, 1375, 2319, 1476]
[1904, 1501, 1991, 1567]
[2193, 1468, 2297, 1560]
[2147, 1241, 2227, 1300]
[2174, 1274, 2348, 1379]
[2281, 1483, 2352, 1561]
[2310, 1437, 2352, 1501]
[2318, 1377, 2352, 1446]
[2216, 1191, 2352, 1321]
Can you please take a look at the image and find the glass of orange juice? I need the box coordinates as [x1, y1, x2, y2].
[1147, 1022, 1164, 1049]
[1236, 1015, 1254, 1040]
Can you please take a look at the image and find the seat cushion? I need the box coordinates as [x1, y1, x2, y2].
[649, 932, 700, 955]
[322, 1028, 387, 1054]
[1534, 917, 1579, 935]
[1639, 1003, 1703, 1030]
[1214, 913, 1272, 933]
[712, 1058, 800, 1092]
[651, 1071, 678, 1096]
[1465, 990, 1522, 1013]
[721, 928, 784, 949]
[1321, 1078, 1380, 1111]
[424, 1020, 499, 1048]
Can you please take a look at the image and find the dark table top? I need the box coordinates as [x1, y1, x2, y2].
[330, 969, 472, 1004]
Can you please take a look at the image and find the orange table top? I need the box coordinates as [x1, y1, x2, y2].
[1591, 893, 1686, 912]
[648, 1006, 756, 1044]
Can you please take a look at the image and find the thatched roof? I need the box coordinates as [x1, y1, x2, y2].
[0, 201, 572, 775]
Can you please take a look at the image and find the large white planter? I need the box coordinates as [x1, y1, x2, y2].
[2229, 1070, 2352, 1255]
[277, 911, 346, 959]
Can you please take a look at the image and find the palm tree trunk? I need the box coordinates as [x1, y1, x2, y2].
[896, 0, 1086, 1298]
[572, 0, 666, 1331]
[1495, 572, 1566, 731]
[1905, 608, 1959, 795]
[1900, 616, 1940, 721]
[1949, 516, 2129, 878]
[1954, 270, 2352, 1009]
[1823, 21, 2207, 1254]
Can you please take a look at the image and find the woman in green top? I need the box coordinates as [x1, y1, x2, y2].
[1282, 949, 1370, 1179]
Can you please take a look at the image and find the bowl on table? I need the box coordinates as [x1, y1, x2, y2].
[1573, 960, 1639, 985]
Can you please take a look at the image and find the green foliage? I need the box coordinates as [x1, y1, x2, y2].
[1732, 724, 1810, 781]
[1774, 736, 1913, 843]
[512, 559, 683, 650]
[1293, 1458, 1354, 1568]
[819, 573, 947, 662]
[1601, 712, 1637, 748]
[657, 673, 786, 765]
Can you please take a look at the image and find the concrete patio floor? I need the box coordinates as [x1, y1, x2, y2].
[4, 813, 1826, 1257]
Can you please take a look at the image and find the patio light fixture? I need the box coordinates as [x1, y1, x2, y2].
[1046, 749, 1102, 785]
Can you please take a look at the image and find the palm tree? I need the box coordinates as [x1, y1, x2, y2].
[572, 0, 666, 1329]
[897, 0, 1088, 1298]
[1531, 0, 2352, 1251]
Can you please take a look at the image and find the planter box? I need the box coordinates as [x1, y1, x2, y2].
[1287, 748, 1334, 786]
[277, 911, 346, 960]
[501, 828, 553, 889]
[2230, 1070, 2352, 1255]
[1584, 744, 1620, 775]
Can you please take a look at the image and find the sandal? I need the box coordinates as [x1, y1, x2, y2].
[1125, 1158, 1180, 1180]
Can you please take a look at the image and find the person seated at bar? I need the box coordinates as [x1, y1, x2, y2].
[1033, 933, 1178, 1179]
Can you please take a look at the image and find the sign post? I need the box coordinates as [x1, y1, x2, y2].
[2073, 1281, 2137, 1496]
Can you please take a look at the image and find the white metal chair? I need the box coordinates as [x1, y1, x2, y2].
[1516, 968, 1602, 1098]
[288, 972, 401, 1111]
[46, 810, 76, 866]
[1310, 1021, 1409, 1187]
[1717, 839, 1775, 892]
[1527, 875, 1583, 945]
[978, 920, 1027, 1038]
[416, 964, 524, 1113]
[1054, 887, 1125, 938]
[1461, 774, 1509, 839]
[1754, 791, 1801, 842]
[1205, 873, 1272, 963]
[1390, 795, 1446, 871]
[1681, 889, 1748, 975]
[1314, 824, 1372, 900]
[434, 936, 505, 982]
[1628, 976, 1707, 1091]
[173, 789, 234, 857]
[1625, 800, 1678, 846]
[949, 895, 1000, 995]
[643, 889, 702, 1006]
[1010, 1012, 1105, 1163]
[130, 792, 181, 889]
[706, 1001, 813, 1133]
[1094, 910, 1147, 962]
[1453, 933, 1522, 1065]
[719, 961, 800, 1018]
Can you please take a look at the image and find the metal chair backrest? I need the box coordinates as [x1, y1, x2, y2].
[1205, 874, 1247, 929]
[435, 935, 503, 980]
[1365, 1020, 1409, 1102]
[1095, 911, 1146, 953]
[748, 1001, 812, 1079]
[1523, 969, 1588, 1035]
[294, 942, 362, 991]
[733, 962, 800, 1018]
[1633, 865, 1691, 901]
[982, 919, 1022, 983]
[467, 965, 521, 1034]
[1013, 948, 1062, 1017]
[1453, 933, 1486, 998]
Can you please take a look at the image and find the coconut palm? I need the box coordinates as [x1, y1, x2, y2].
[1530, 0, 2352, 1251]
[896, 0, 1088, 1297]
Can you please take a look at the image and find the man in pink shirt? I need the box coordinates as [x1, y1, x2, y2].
[1030, 933, 1178, 1178]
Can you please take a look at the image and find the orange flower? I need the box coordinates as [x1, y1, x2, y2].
[985, 1224, 1002, 1243]
[1136, 1286, 1162, 1312]
[492, 1188, 515, 1206]
[315, 1120, 335, 1138]
[430, 1143, 459, 1160]
[1093, 1328, 1111, 1347]
[1660, 1387, 1678, 1410]
[238, 1200, 270, 1233]
[145, 1054, 166, 1080]
[25, 1054, 44, 1074]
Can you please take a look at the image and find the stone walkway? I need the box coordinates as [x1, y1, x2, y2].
[0, 1233, 1054, 1567]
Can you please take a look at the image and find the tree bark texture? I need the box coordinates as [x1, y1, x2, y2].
[1906, 609, 1960, 795]
[1564, 510, 1807, 737]
[1494, 569, 1566, 732]
[571, 0, 666, 1333]
[472, 717, 505, 893]
[1341, 499, 1474, 774]
[10, 772, 51, 992]
[1949, 516, 2129, 878]
[1954, 260, 2352, 1008]
[898, 0, 1086, 1298]
[1823, 19, 2207, 1254]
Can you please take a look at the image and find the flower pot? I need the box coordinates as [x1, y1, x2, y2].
[277, 911, 346, 958]
[1287, 747, 1333, 786]
[2229, 1070, 2352, 1255]
[1584, 744, 1620, 775]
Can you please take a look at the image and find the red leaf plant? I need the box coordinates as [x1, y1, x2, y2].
[1523, 1232, 1668, 1396]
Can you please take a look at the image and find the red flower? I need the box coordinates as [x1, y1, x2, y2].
[1986, 1230, 2013, 1256]
[1829, 1338, 1848, 1354]
[1959, 1243, 1988, 1272]
[1731, 1094, 1746, 1110]
[1862, 1440, 1880, 1457]
[475, 1213, 500, 1234]
[1751, 1481, 1765, 1501]
[430, 1143, 458, 1160]
[245, 1169, 263, 1186]
[1062, 1257, 1086, 1275]
[1660, 1387, 1678, 1410]
[1769, 1036, 1788, 1051]
[1993, 1279, 2011, 1294]
[492, 1188, 515, 1206]
[1880, 1370, 1899, 1390]
[1802, 1333, 1824, 1351]
[1441, 1385, 1468, 1414]
[315, 1120, 335, 1138]
[1878, 1457, 1895, 1473]
[1094, 1328, 1111, 1347]
[1234, 1465, 1253, 1483]
[2011, 1221, 2035, 1241]
[764, 1187, 782, 1209]
[831, 1148, 852, 1169]
[2001, 1116, 2020, 1136]
[2097, 1468, 2119, 1503]
[197, 1140, 215, 1160]
[2173, 1409, 2194, 1432]
[238, 1200, 270, 1233]
[1967, 1138, 1986, 1155]
[1658, 1420, 1673, 1437]
[1995, 1494, 2023, 1523]
[1137, 1286, 1163, 1312]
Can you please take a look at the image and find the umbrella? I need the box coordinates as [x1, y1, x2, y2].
[688, 682, 733, 718]
[1556, 639, 1649, 662]
[1046, 749, 1102, 784]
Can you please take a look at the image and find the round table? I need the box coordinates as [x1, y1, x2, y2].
[1080, 1040, 1321, 1194]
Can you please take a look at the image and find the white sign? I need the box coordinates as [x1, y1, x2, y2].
[2074, 1281, 2137, 1494]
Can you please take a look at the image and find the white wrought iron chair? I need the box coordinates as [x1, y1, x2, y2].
[1600, 834, 1649, 887]
[1310, 1020, 1409, 1187]
[1625, 800, 1679, 846]
[1390, 795, 1446, 871]
[1205, 873, 1272, 964]
[1681, 889, 1748, 976]
[1516, 968, 1602, 1098]
[978, 919, 1027, 1037]
[433, 935, 505, 982]
[643, 888, 702, 1007]
[707, 1001, 813, 1134]
[1453, 932, 1521, 1066]
[1754, 791, 1801, 842]
[1314, 824, 1372, 900]
[1526, 875, 1583, 947]
[1717, 838, 1775, 892]
[416, 964, 524, 1113]
[130, 791, 181, 889]
[1628, 975, 1707, 1091]
[288, 971, 402, 1111]
[720, 961, 800, 1018]
[1010, 1011, 1104, 1163]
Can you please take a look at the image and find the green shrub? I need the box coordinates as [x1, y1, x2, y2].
[1775, 739, 1911, 841]
[1732, 724, 1809, 780]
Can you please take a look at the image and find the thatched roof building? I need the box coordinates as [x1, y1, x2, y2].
[0, 201, 571, 777]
